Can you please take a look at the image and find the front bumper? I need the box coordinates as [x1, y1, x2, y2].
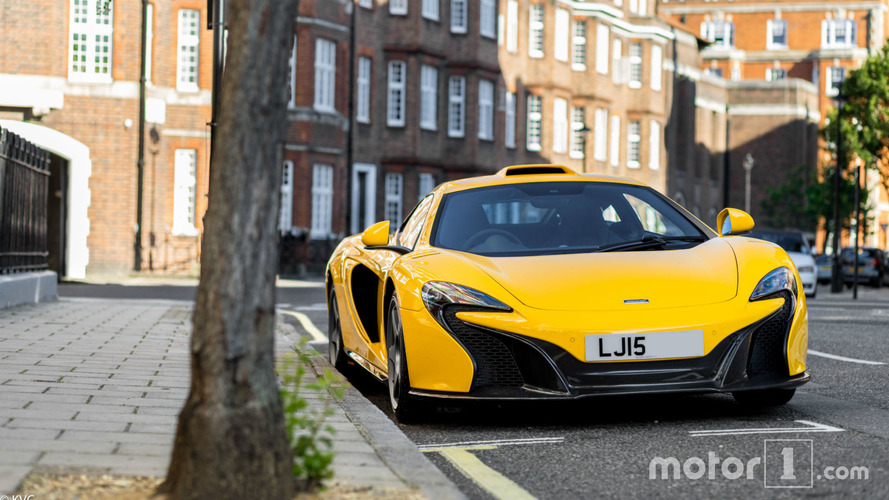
[409, 293, 809, 401]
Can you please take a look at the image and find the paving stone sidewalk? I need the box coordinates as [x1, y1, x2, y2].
[0, 298, 462, 499]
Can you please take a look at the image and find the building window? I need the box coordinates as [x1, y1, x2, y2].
[705, 68, 723, 78]
[385, 173, 403, 224]
[288, 36, 297, 109]
[314, 38, 336, 112]
[649, 121, 660, 170]
[529, 4, 544, 58]
[451, 0, 467, 34]
[176, 9, 200, 91]
[826, 66, 845, 96]
[594, 108, 607, 162]
[423, 0, 439, 21]
[627, 120, 641, 168]
[505, 91, 516, 149]
[280, 161, 293, 232]
[612, 38, 623, 84]
[173, 149, 198, 236]
[390, 0, 407, 16]
[650, 45, 662, 91]
[420, 65, 438, 131]
[570, 106, 586, 159]
[822, 18, 856, 48]
[357, 57, 371, 123]
[448, 76, 466, 137]
[311, 164, 334, 239]
[69, 0, 114, 82]
[480, 0, 496, 39]
[506, 0, 518, 53]
[701, 21, 734, 49]
[596, 24, 609, 74]
[553, 98, 568, 154]
[478, 79, 495, 140]
[572, 21, 587, 70]
[629, 42, 643, 88]
[767, 19, 788, 49]
[766, 67, 787, 81]
[555, 8, 569, 62]
[387, 61, 406, 127]
[610, 115, 621, 167]
[359, 0, 373, 8]
[419, 173, 436, 198]
[527, 94, 542, 151]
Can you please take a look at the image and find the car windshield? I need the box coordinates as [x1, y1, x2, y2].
[745, 231, 809, 254]
[431, 181, 707, 256]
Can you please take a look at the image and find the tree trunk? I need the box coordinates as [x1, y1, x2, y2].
[158, 0, 299, 498]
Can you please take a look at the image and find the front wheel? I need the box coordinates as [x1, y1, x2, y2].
[732, 388, 796, 407]
[328, 287, 351, 374]
[386, 293, 421, 423]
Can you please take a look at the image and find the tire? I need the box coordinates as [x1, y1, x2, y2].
[386, 293, 421, 423]
[732, 388, 796, 407]
[327, 287, 352, 374]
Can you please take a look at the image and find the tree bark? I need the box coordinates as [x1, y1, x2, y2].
[158, 0, 299, 498]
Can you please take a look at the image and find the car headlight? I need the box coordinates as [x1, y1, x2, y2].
[421, 281, 512, 323]
[750, 267, 798, 302]
[798, 266, 814, 273]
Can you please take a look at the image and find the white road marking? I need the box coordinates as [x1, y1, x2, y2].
[808, 350, 886, 366]
[418, 437, 564, 451]
[278, 310, 327, 343]
[689, 420, 844, 437]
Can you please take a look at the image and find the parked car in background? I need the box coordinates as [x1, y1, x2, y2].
[744, 230, 817, 298]
[840, 247, 889, 288]
[815, 254, 832, 284]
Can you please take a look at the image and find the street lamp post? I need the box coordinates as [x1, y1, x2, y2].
[853, 158, 862, 300]
[743, 153, 755, 213]
[831, 91, 846, 293]
[579, 124, 592, 173]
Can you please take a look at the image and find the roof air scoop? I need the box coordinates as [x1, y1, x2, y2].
[499, 164, 577, 176]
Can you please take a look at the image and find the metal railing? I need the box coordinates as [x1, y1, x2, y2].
[0, 127, 50, 274]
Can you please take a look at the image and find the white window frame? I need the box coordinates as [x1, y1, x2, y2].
[612, 38, 623, 84]
[701, 21, 734, 49]
[572, 20, 587, 70]
[311, 164, 334, 239]
[766, 67, 787, 81]
[527, 94, 542, 151]
[627, 120, 641, 168]
[650, 44, 662, 91]
[280, 161, 293, 232]
[419, 173, 436, 198]
[314, 38, 337, 113]
[68, 0, 114, 83]
[649, 121, 660, 170]
[478, 79, 495, 140]
[822, 18, 857, 48]
[596, 24, 609, 74]
[767, 19, 788, 49]
[385, 173, 404, 224]
[387, 61, 406, 127]
[351, 163, 377, 234]
[423, 0, 439, 21]
[359, 0, 373, 8]
[356, 57, 371, 123]
[629, 42, 642, 89]
[594, 108, 607, 162]
[448, 76, 466, 137]
[610, 115, 620, 167]
[826, 66, 845, 96]
[390, 0, 408, 16]
[505, 91, 516, 149]
[553, 97, 568, 154]
[420, 65, 438, 131]
[480, 0, 496, 39]
[288, 35, 298, 109]
[172, 149, 199, 236]
[529, 4, 544, 58]
[506, 0, 518, 53]
[555, 8, 570, 62]
[176, 9, 200, 91]
[451, 0, 468, 34]
[570, 106, 586, 159]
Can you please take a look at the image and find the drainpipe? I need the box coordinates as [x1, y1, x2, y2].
[135, 0, 148, 272]
[345, 2, 356, 236]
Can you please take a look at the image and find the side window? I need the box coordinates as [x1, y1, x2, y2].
[397, 194, 435, 249]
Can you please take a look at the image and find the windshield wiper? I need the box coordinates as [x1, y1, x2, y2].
[595, 235, 708, 253]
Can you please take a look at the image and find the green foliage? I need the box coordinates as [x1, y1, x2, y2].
[759, 165, 820, 231]
[278, 342, 344, 492]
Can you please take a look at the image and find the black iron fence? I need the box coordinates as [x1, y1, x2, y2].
[0, 127, 50, 274]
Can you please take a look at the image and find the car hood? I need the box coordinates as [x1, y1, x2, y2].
[463, 238, 739, 311]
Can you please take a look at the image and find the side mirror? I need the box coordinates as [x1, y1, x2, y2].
[361, 221, 390, 247]
[716, 208, 754, 236]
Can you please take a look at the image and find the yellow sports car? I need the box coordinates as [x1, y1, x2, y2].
[325, 165, 809, 421]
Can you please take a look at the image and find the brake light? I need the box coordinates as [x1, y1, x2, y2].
[873, 258, 880, 267]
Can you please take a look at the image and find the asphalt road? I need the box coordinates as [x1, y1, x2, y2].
[61, 280, 889, 499]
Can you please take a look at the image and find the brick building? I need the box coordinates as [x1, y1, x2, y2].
[0, 0, 213, 278]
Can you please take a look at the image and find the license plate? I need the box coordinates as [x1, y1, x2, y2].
[585, 330, 704, 361]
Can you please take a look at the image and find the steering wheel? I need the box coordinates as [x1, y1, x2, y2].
[464, 229, 523, 249]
